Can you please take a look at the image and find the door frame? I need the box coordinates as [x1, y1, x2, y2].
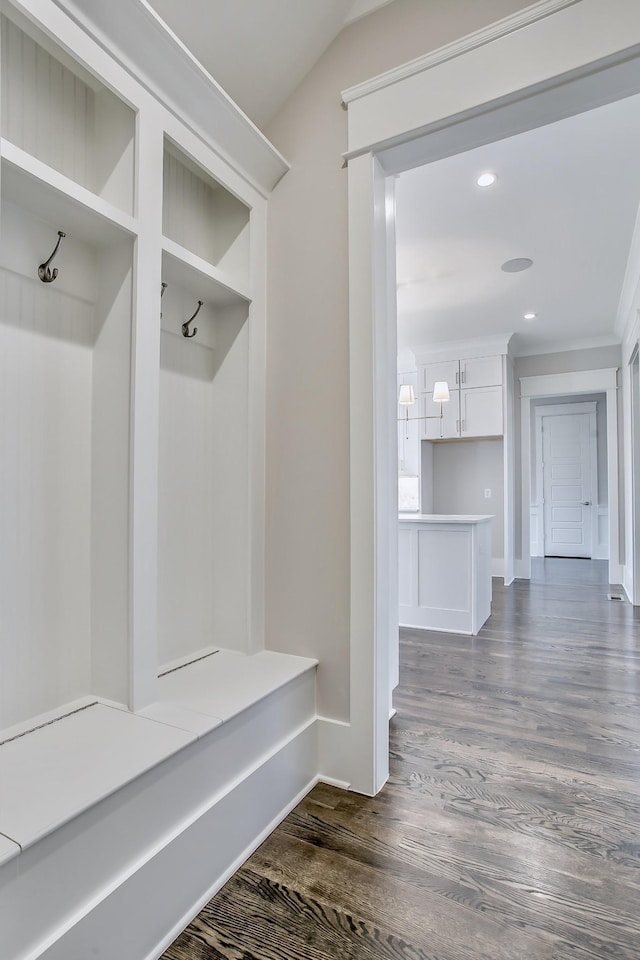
[534, 402, 598, 559]
[343, 1, 640, 794]
[520, 370, 620, 581]
[630, 346, 640, 602]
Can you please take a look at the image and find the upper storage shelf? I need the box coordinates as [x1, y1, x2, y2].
[163, 138, 250, 293]
[1, 11, 135, 215]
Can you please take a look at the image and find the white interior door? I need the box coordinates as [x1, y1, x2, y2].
[542, 412, 594, 557]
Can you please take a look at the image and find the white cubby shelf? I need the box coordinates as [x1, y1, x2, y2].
[163, 137, 251, 292]
[1, 9, 136, 215]
[1, 138, 138, 243]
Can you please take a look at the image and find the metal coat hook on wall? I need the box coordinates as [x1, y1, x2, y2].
[38, 231, 66, 283]
[160, 282, 167, 318]
[182, 300, 203, 339]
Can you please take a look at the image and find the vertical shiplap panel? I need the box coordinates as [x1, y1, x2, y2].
[21, 24, 37, 160]
[157, 332, 217, 665]
[48, 56, 64, 176]
[35, 37, 49, 166]
[62, 66, 76, 178]
[74, 72, 87, 188]
[162, 148, 250, 281]
[0, 269, 93, 729]
[163, 150, 218, 265]
[4, 20, 24, 146]
[1, 17, 92, 190]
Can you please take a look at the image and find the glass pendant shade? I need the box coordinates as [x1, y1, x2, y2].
[432, 381, 450, 403]
[398, 384, 415, 406]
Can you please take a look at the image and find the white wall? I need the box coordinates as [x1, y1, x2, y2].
[430, 440, 505, 561]
[265, 0, 536, 720]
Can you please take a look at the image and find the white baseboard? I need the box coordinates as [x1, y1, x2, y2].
[623, 565, 633, 603]
[316, 715, 352, 789]
[491, 557, 505, 577]
[514, 558, 530, 580]
[609, 560, 624, 586]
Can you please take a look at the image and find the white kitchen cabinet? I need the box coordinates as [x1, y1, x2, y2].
[420, 388, 460, 439]
[398, 514, 493, 634]
[460, 355, 502, 389]
[460, 385, 503, 437]
[419, 354, 504, 439]
[420, 359, 459, 393]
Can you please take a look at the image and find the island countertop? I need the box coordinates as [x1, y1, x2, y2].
[399, 514, 494, 524]
[398, 514, 493, 635]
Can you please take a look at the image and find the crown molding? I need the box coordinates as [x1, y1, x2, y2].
[341, 0, 581, 106]
[50, 0, 289, 196]
[411, 333, 514, 364]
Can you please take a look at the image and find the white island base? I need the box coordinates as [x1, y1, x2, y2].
[399, 515, 493, 635]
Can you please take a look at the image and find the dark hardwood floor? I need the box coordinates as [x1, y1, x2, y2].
[163, 558, 640, 959]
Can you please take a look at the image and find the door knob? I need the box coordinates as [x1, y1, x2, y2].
[581, 500, 592, 505]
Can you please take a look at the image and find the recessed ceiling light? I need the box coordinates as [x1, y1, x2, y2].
[476, 172, 497, 187]
[524, 312, 537, 320]
[501, 258, 533, 273]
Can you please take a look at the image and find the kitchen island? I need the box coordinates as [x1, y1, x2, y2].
[399, 514, 493, 635]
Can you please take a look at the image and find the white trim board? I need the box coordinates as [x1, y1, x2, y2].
[520, 368, 618, 397]
[343, 5, 640, 171]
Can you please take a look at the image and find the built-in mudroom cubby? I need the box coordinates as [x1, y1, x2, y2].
[0, 9, 136, 734]
[158, 139, 252, 669]
[0, 5, 317, 959]
[1, 10, 135, 213]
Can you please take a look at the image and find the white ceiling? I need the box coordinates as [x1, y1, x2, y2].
[395, 93, 640, 358]
[146, 0, 396, 128]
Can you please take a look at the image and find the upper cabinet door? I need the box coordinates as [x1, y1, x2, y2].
[420, 360, 460, 394]
[460, 386, 503, 437]
[460, 355, 502, 389]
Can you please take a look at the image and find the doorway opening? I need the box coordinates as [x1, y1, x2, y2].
[530, 397, 608, 562]
[344, 5, 640, 794]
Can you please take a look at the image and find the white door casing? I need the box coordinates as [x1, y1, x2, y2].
[345, 0, 637, 793]
[541, 410, 596, 557]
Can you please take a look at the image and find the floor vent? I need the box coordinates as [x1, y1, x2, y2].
[608, 590, 625, 601]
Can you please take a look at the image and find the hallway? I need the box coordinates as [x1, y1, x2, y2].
[164, 561, 640, 959]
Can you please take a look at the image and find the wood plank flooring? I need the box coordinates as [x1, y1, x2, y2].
[162, 558, 640, 959]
